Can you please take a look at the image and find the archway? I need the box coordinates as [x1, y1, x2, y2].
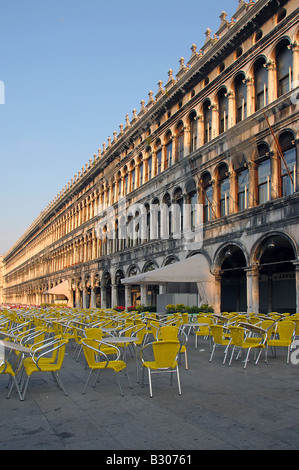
[218, 244, 247, 312]
[256, 234, 296, 313]
[115, 269, 125, 307]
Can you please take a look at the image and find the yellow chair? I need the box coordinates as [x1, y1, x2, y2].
[84, 328, 119, 356]
[1, 361, 24, 401]
[195, 316, 214, 349]
[157, 325, 188, 370]
[266, 321, 296, 363]
[209, 325, 231, 364]
[140, 340, 181, 397]
[81, 338, 132, 396]
[21, 336, 68, 399]
[228, 324, 267, 369]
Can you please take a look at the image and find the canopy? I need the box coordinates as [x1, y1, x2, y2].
[44, 280, 70, 299]
[121, 254, 214, 285]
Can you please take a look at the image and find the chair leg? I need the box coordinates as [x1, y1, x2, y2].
[7, 376, 23, 401]
[184, 351, 188, 370]
[148, 368, 153, 397]
[82, 369, 93, 394]
[209, 344, 216, 362]
[114, 371, 124, 397]
[243, 348, 251, 369]
[223, 345, 230, 364]
[176, 366, 182, 395]
[229, 346, 235, 366]
[21, 376, 31, 400]
[125, 367, 132, 389]
[53, 371, 68, 396]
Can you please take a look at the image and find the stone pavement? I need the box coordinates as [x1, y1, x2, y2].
[1, 332, 299, 451]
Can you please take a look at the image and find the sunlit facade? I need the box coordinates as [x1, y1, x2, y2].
[2, 0, 299, 313]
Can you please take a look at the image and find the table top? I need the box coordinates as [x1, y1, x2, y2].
[102, 336, 137, 344]
[0, 340, 32, 354]
[0, 330, 16, 339]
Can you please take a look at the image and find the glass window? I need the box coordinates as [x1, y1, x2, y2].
[202, 173, 213, 222]
[218, 89, 228, 134]
[258, 159, 271, 204]
[156, 149, 162, 175]
[276, 41, 292, 97]
[254, 58, 268, 111]
[218, 164, 229, 217]
[147, 156, 152, 181]
[176, 123, 184, 160]
[131, 168, 135, 191]
[237, 169, 249, 211]
[203, 101, 212, 144]
[235, 74, 247, 123]
[279, 132, 296, 196]
[166, 141, 172, 168]
[139, 162, 143, 186]
[189, 113, 197, 152]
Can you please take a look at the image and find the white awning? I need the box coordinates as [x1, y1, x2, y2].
[121, 254, 214, 285]
[44, 280, 70, 298]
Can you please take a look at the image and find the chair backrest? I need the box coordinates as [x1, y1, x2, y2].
[276, 321, 296, 341]
[35, 337, 68, 369]
[81, 338, 116, 367]
[85, 328, 103, 341]
[210, 325, 226, 344]
[229, 326, 245, 347]
[260, 320, 276, 339]
[81, 338, 100, 367]
[152, 340, 180, 368]
[157, 326, 179, 341]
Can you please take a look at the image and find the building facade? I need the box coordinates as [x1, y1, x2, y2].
[2, 0, 299, 313]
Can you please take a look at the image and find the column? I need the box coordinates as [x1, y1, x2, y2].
[214, 269, 221, 314]
[125, 285, 132, 309]
[89, 286, 96, 308]
[82, 288, 88, 308]
[140, 284, 147, 306]
[245, 77, 254, 117]
[111, 284, 118, 308]
[227, 92, 235, 129]
[266, 60, 276, 103]
[210, 104, 218, 140]
[245, 265, 260, 313]
[271, 149, 280, 199]
[101, 285, 107, 308]
[293, 262, 299, 313]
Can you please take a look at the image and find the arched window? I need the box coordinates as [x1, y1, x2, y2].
[254, 57, 268, 111]
[155, 140, 162, 176]
[173, 188, 183, 237]
[130, 161, 135, 192]
[202, 172, 213, 222]
[276, 39, 293, 97]
[279, 131, 296, 196]
[237, 168, 249, 211]
[176, 122, 184, 160]
[235, 73, 247, 123]
[165, 131, 172, 169]
[218, 88, 228, 134]
[218, 163, 230, 217]
[186, 179, 197, 230]
[257, 143, 271, 204]
[124, 166, 129, 195]
[203, 100, 212, 144]
[162, 193, 172, 238]
[189, 112, 197, 152]
[146, 147, 152, 182]
[138, 156, 143, 187]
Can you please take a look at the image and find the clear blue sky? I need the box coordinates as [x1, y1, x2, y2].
[0, 0, 237, 255]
